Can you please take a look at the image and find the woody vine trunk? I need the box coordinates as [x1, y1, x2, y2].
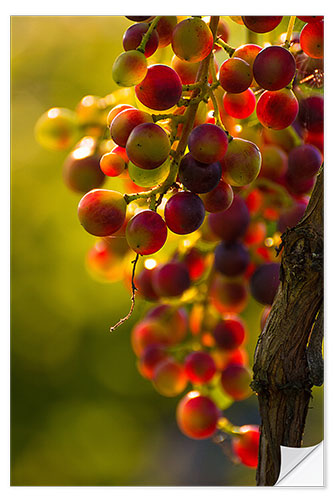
[251, 169, 324, 486]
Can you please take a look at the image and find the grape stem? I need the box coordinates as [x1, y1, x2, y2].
[217, 417, 243, 436]
[137, 16, 162, 54]
[215, 38, 235, 57]
[284, 16, 296, 49]
[109, 253, 139, 333]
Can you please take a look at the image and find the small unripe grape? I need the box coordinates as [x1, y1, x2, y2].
[221, 363, 252, 400]
[256, 89, 299, 130]
[300, 21, 323, 59]
[128, 159, 170, 187]
[35, 107, 79, 151]
[153, 359, 187, 397]
[214, 241, 250, 277]
[223, 89, 256, 119]
[176, 392, 220, 439]
[77, 189, 127, 237]
[213, 317, 246, 351]
[171, 17, 213, 63]
[99, 152, 126, 177]
[250, 262, 280, 305]
[110, 108, 153, 147]
[123, 23, 159, 58]
[152, 261, 191, 297]
[164, 192, 205, 235]
[232, 425, 260, 468]
[135, 64, 182, 111]
[63, 152, 105, 193]
[126, 210, 167, 255]
[107, 104, 134, 127]
[188, 124, 228, 164]
[184, 351, 216, 384]
[242, 16, 283, 33]
[126, 122, 170, 169]
[112, 50, 148, 87]
[221, 138, 262, 187]
[178, 154, 222, 194]
[208, 195, 250, 241]
[219, 58, 252, 93]
[111, 145, 129, 164]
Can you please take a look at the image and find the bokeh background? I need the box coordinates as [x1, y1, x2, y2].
[11, 15, 323, 486]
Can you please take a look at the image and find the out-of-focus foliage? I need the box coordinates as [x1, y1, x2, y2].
[11, 16, 323, 486]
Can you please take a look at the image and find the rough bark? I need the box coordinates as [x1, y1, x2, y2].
[251, 169, 323, 486]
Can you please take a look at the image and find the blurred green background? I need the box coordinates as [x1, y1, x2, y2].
[11, 16, 323, 486]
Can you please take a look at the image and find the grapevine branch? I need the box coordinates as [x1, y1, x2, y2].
[251, 169, 323, 485]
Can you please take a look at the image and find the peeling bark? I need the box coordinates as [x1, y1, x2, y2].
[251, 170, 323, 486]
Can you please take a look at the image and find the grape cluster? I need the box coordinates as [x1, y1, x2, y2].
[35, 15, 324, 471]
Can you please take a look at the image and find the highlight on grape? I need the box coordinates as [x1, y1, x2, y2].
[35, 14, 324, 473]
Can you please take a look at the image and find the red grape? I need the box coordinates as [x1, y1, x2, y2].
[242, 16, 283, 33]
[176, 392, 220, 439]
[99, 152, 126, 177]
[126, 210, 167, 255]
[123, 23, 159, 58]
[110, 108, 153, 147]
[126, 122, 170, 169]
[178, 153, 222, 194]
[232, 425, 260, 468]
[188, 123, 228, 164]
[221, 138, 262, 187]
[135, 64, 182, 110]
[171, 17, 213, 63]
[152, 261, 191, 297]
[253, 46, 296, 91]
[208, 195, 250, 241]
[213, 317, 246, 351]
[112, 50, 148, 87]
[219, 58, 252, 94]
[300, 21, 323, 59]
[184, 351, 216, 384]
[221, 363, 252, 400]
[63, 152, 105, 192]
[200, 180, 234, 213]
[153, 358, 188, 397]
[256, 89, 299, 130]
[214, 241, 250, 277]
[250, 262, 280, 305]
[223, 89, 256, 119]
[164, 191, 205, 234]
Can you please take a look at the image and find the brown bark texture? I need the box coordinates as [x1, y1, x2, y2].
[251, 169, 324, 486]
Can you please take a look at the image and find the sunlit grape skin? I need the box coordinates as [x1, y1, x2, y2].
[250, 262, 281, 305]
[176, 393, 220, 439]
[112, 50, 148, 87]
[123, 23, 159, 58]
[63, 153, 105, 193]
[221, 138, 261, 187]
[152, 262, 191, 297]
[171, 55, 218, 85]
[253, 46, 296, 91]
[300, 21, 324, 59]
[214, 241, 250, 277]
[188, 124, 228, 164]
[200, 180, 234, 213]
[232, 425, 260, 468]
[184, 351, 216, 384]
[131, 319, 171, 356]
[223, 89, 256, 119]
[126, 123, 170, 169]
[165, 192, 206, 235]
[241, 16, 283, 33]
[208, 195, 250, 242]
[77, 189, 127, 237]
[153, 358, 188, 397]
[156, 16, 178, 48]
[221, 363, 252, 401]
[232, 44, 262, 74]
[171, 17, 213, 63]
[135, 64, 182, 111]
[35, 107, 79, 151]
[99, 152, 126, 177]
[213, 317, 246, 351]
[256, 89, 299, 130]
[110, 108, 153, 147]
[219, 58, 252, 94]
[178, 154, 222, 194]
[126, 210, 167, 255]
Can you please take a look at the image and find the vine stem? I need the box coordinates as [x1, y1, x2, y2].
[215, 38, 235, 57]
[124, 16, 220, 206]
[109, 253, 139, 332]
[284, 16, 296, 49]
[137, 16, 161, 53]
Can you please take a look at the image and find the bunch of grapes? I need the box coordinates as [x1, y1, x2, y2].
[35, 15, 323, 470]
